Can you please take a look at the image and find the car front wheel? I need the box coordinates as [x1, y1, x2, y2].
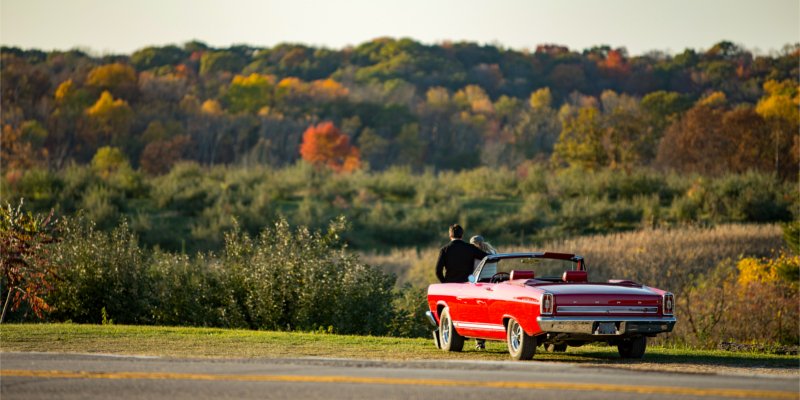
[506, 318, 536, 360]
[618, 336, 647, 359]
[439, 308, 464, 352]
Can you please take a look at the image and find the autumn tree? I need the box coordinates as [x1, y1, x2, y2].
[0, 124, 48, 170]
[656, 106, 729, 175]
[48, 80, 92, 168]
[140, 135, 194, 174]
[656, 104, 780, 176]
[512, 87, 561, 158]
[86, 63, 139, 100]
[1, 201, 66, 322]
[84, 91, 133, 151]
[225, 73, 275, 113]
[299, 122, 361, 172]
[640, 91, 693, 137]
[598, 49, 632, 79]
[605, 108, 653, 168]
[756, 80, 800, 180]
[91, 146, 130, 178]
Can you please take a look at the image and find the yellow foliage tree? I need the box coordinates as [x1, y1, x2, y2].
[200, 99, 223, 115]
[86, 63, 138, 99]
[755, 80, 800, 179]
[91, 146, 130, 178]
[426, 87, 450, 105]
[552, 108, 608, 170]
[225, 73, 274, 113]
[529, 87, 553, 109]
[698, 91, 727, 107]
[85, 91, 133, 147]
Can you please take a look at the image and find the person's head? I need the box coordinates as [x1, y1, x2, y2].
[449, 224, 464, 240]
[470, 235, 496, 253]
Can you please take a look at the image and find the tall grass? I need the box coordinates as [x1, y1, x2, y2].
[366, 223, 786, 293]
[363, 223, 797, 346]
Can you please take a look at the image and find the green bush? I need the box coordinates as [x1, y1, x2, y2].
[42, 213, 412, 336]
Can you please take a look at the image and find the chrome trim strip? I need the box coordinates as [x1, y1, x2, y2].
[425, 311, 437, 326]
[556, 306, 659, 313]
[538, 316, 677, 322]
[452, 322, 506, 332]
[536, 316, 676, 335]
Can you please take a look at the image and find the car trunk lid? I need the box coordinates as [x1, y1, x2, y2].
[530, 282, 663, 316]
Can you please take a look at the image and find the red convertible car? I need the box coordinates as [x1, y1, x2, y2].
[426, 252, 675, 360]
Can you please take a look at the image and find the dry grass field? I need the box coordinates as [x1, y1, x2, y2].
[364, 223, 785, 295]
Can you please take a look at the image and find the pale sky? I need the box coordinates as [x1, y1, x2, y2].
[2, 0, 798, 56]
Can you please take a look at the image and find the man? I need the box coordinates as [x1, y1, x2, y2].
[435, 224, 490, 283]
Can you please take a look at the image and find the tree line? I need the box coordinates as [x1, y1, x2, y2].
[1, 39, 798, 179]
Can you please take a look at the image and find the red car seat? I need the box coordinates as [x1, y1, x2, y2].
[510, 270, 535, 280]
[562, 270, 588, 282]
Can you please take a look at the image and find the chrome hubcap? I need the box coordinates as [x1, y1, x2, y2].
[442, 316, 450, 345]
[510, 322, 522, 352]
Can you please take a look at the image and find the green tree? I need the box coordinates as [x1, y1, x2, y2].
[200, 51, 246, 75]
[395, 123, 425, 168]
[552, 108, 608, 170]
[224, 74, 274, 114]
[91, 146, 130, 178]
[640, 91, 693, 136]
[130, 45, 186, 70]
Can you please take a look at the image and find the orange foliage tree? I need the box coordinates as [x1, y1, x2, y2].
[299, 122, 361, 172]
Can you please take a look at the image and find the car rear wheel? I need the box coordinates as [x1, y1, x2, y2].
[546, 343, 567, 352]
[618, 336, 647, 359]
[506, 318, 536, 360]
[439, 308, 464, 352]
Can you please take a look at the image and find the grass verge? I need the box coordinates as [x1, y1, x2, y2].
[2, 324, 797, 375]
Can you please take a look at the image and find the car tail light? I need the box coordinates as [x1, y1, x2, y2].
[663, 293, 674, 315]
[541, 293, 554, 315]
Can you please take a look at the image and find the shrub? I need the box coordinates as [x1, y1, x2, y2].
[48, 218, 154, 324]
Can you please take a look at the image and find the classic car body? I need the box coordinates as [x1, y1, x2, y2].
[426, 252, 675, 359]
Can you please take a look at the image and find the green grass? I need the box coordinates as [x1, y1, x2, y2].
[1, 324, 797, 375]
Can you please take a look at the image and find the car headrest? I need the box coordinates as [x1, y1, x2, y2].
[563, 270, 588, 282]
[510, 270, 535, 280]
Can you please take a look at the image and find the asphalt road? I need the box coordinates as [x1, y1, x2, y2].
[1, 352, 798, 400]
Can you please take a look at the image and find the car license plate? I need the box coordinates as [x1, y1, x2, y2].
[596, 322, 616, 334]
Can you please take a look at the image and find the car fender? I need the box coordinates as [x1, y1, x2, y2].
[500, 313, 541, 337]
[433, 300, 449, 324]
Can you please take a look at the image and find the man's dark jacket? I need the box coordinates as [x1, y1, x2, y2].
[435, 239, 490, 283]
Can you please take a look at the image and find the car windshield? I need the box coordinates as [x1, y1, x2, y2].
[475, 257, 580, 282]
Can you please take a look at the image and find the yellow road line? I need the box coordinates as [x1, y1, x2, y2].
[1, 369, 796, 399]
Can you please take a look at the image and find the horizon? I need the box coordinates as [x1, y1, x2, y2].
[3, 36, 798, 59]
[2, 0, 798, 57]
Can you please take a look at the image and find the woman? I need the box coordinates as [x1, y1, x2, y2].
[470, 235, 497, 281]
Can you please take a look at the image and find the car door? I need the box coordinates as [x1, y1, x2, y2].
[452, 282, 493, 336]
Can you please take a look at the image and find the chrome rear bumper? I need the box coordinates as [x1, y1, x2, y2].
[425, 311, 438, 326]
[537, 316, 676, 336]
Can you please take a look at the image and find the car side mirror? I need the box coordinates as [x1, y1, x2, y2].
[468, 275, 476, 283]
